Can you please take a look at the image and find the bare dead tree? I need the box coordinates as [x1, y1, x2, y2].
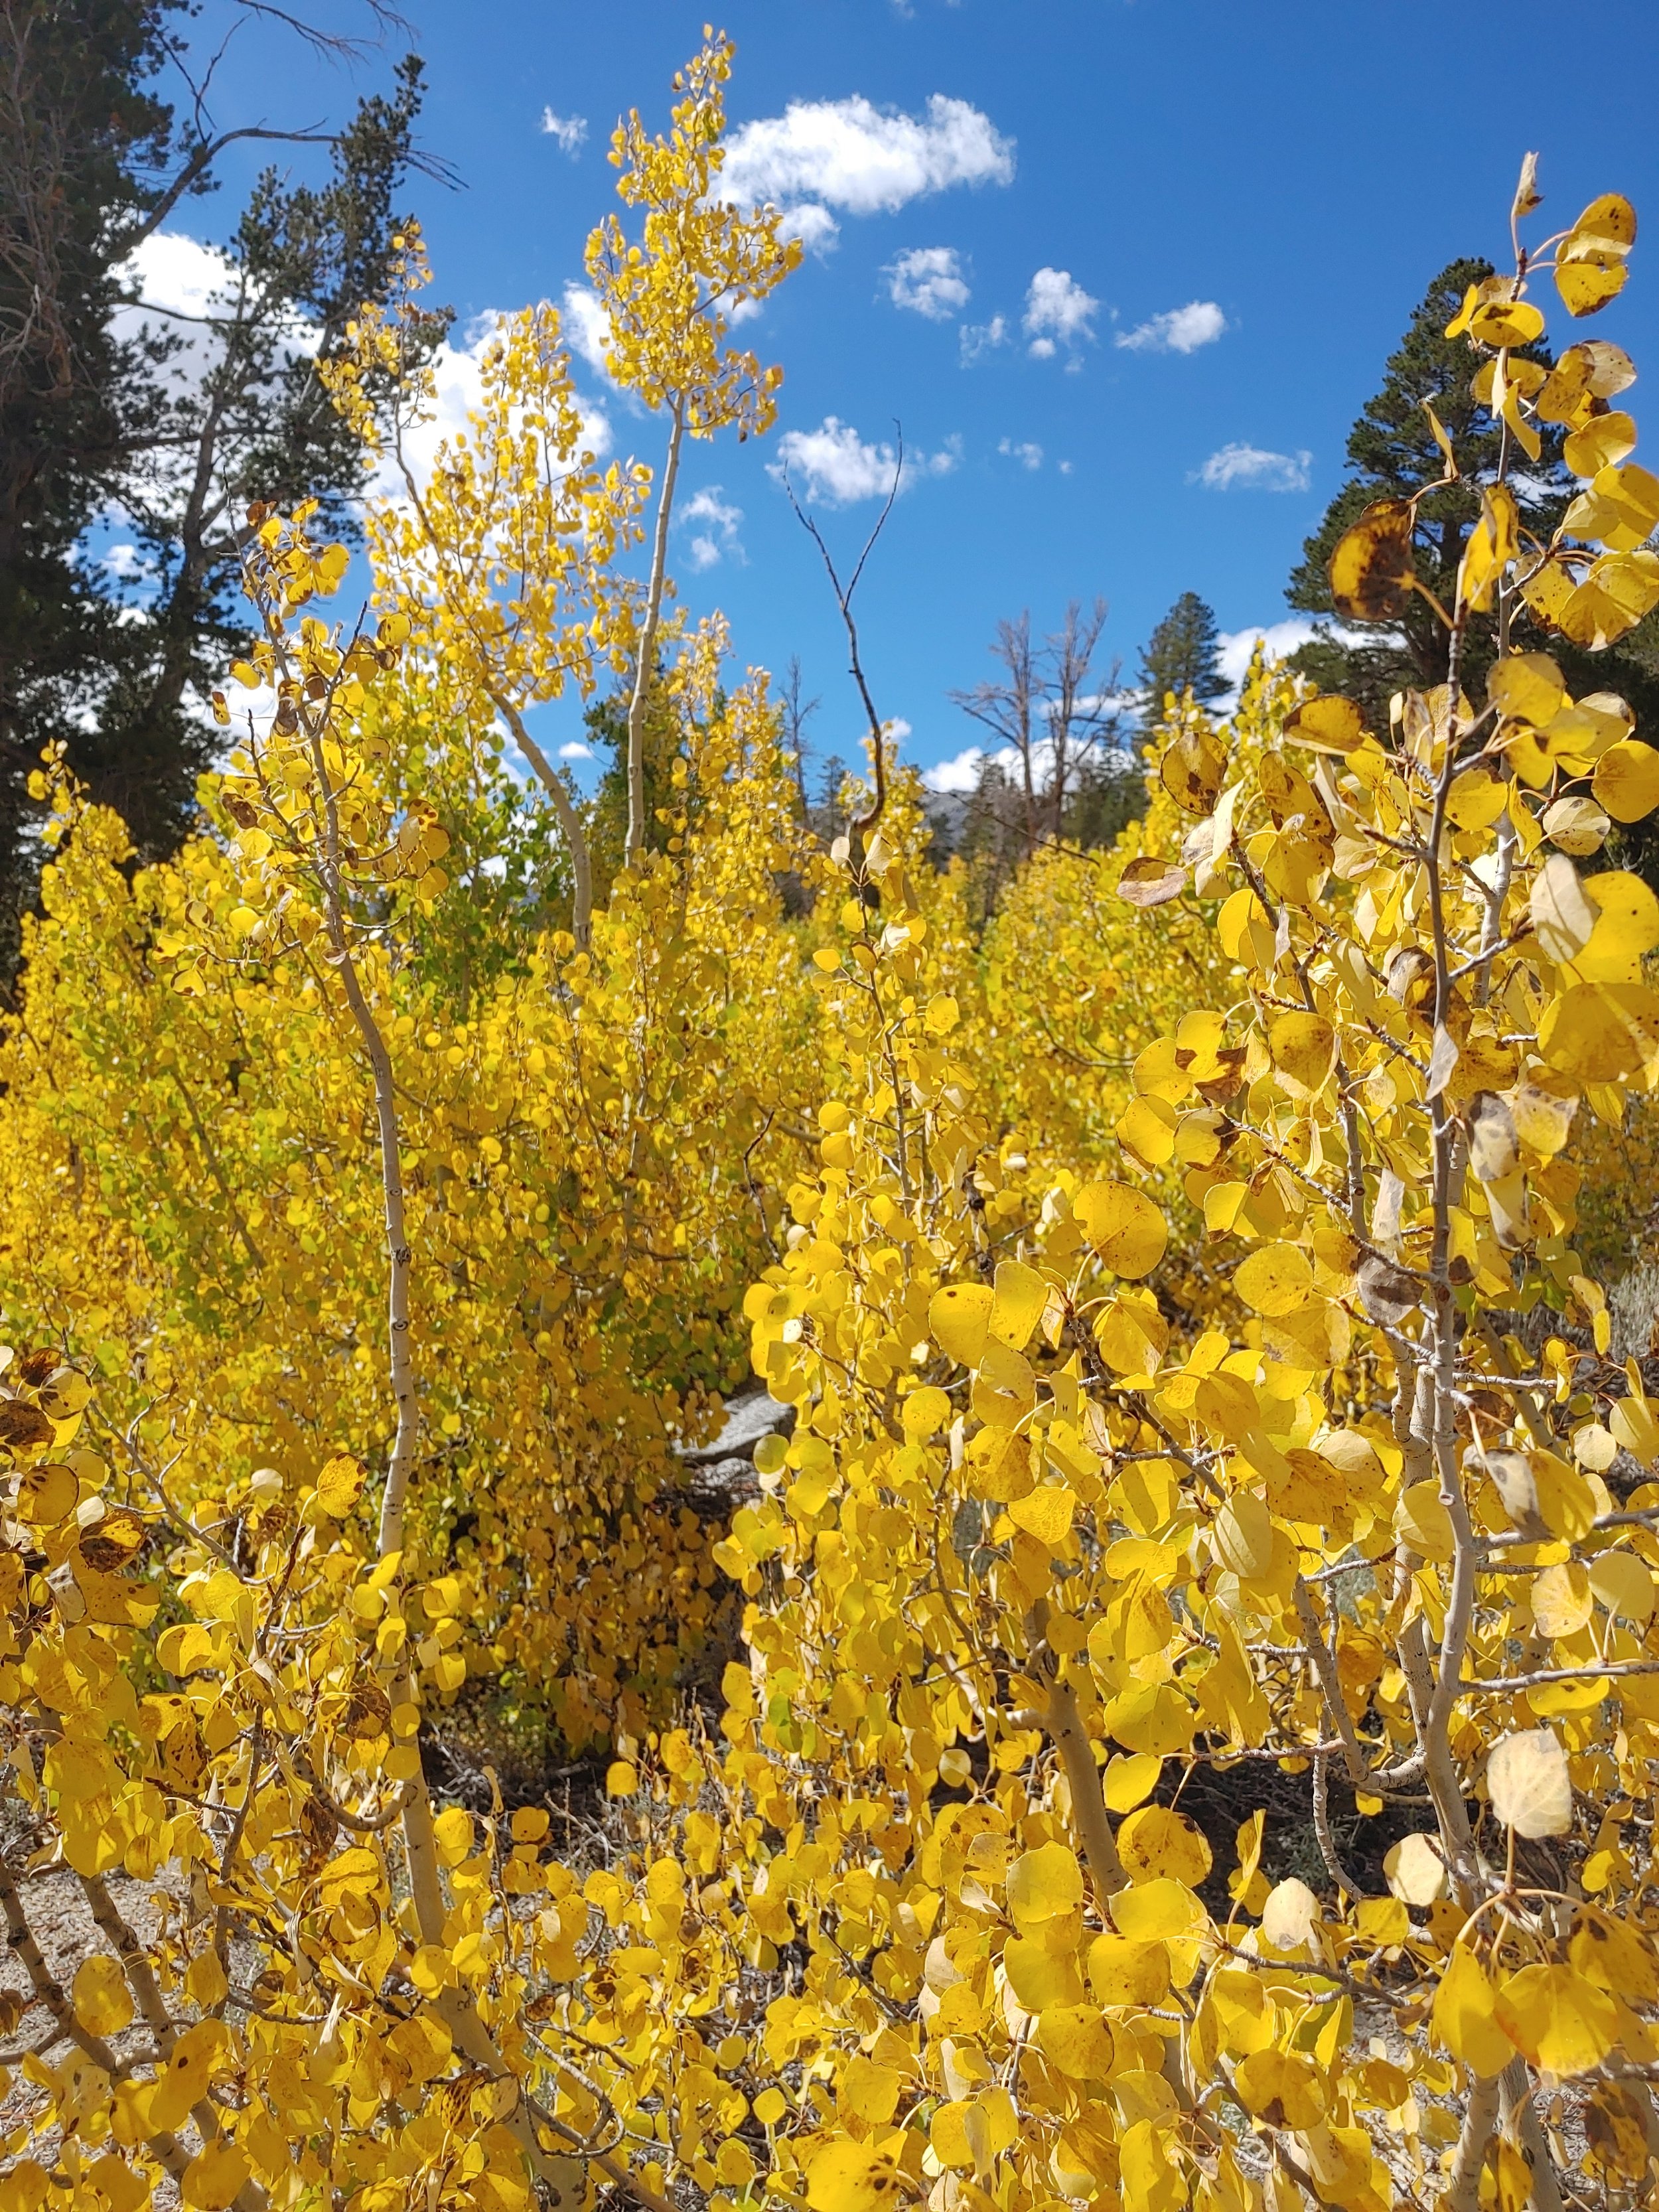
[781, 654, 818, 820]
[948, 596, 1122, 861]
[1044, 596, 1121, 841]
[948, 611, 1037, 859]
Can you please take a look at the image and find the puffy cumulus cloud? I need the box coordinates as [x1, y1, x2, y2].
[559, 740, 593, 760]
[560, 282, 613, 379]
[1192, 442, 1311, 492]
[1023, 267, 1098, 360]
[998, 437, 1043, 471]
[924, 723, 1138, 795]
[678, 485, 744, 570]
[959, 313, 1007, 364]
[885, 246, 970, 321]
[719, 92, 1013, 249]
[1116, 299, 1226, 355]
[922, 746, 985, 794]
[770, 416, 958, 506]
[115, 231, 313, 404]
[1215, 619, 1320, 693]
[540, 109, 588, 156]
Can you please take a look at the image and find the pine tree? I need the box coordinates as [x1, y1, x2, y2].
[0, 7, 448, 972]
[1286, 255, 1659, 741]
[1137, 591, 1227, 710]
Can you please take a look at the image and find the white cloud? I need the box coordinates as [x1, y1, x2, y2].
[1116, 300, 1226, 355]
[540, 108, 588, 156]
[924, 722, 1139, 795]
[960, 313, 1007, 364]
[885, 246, 970, 321]
[561, 282, 613, 380]
[559, 740, 593, 761]
[121, 230, 230, 321]
[1215, 619, 1319, 694]
[678, 485, 744, 570]
[924, 747, 986, 794]
[770, 417, 958, 506]
[103, 543, 145, 580]
[114, 231, 316, 410]
[999, 437, 1042, 471]
[720, 92, 1014, 249]
[1023, 267, 1097, 359]
[1192, 442, 1311, 492]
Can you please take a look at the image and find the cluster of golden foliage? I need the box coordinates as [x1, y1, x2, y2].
[8, 40, 1659, 2212]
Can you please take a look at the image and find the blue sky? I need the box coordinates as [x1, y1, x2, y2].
[159, 0, 1659, 792]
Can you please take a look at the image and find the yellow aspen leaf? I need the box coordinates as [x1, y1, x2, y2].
[1588, 1548, 1655, 1623]
[314, 1453, 368, 1518]
[1117, 1804, 1212, 1887]
[1394, 1479, 1455, 1562]
[1256, 1879, 1319, 1956]
[1103, 1752, 1163, 1812]
[1193, 1369, 1259, 1443]
[838, 2055, 904, 2123]
[1487, 1728, 1574, 1836]
[1469, 296, 1545, 348]
[1001, 1937, 1084, 2012]
[1508, 1079, 1579, 1155]
[180, 2146, 252, 2212]
[1094, 1294, 1170, 1376]
[1267, 1011, 1334, 1097]
[1212, 1492, 1273, 1580]
[971, 1338, 1037, 1429]
[1007, 1842, 1084, 1925]
[1356, 1897, 1409, 1946]
[1073, 1180, 1167, 1278]
[929, 1282, 994, 1367]
[1007, 1484, 1076, 1548]
[1232, 2047, 1326, 2129]
[1462, 483, 1519, 610]
[1158, 724, 1227, 816]
[434, 1806, 475, 1863]
[1489, 650, 1567, 725]
[1542, 794, 1610, 855]
[1529, 1566, 1595, 1643]
[1103, 1682, 1198, 1757]
[1539, 979, 1659, 1081]
[1036, 2004, 1115, 2079]
[988, 1258, 1048, 1352]
[1495, 1964, 1619, 2076]
[901, 1386, 951, 1440]
[1565, 410, 1638, 477]
[1232, 1241, 1313, 1318]
[1109, 1875, 1207, 1945]
[1086, 1931, 1171, 2006]
[1283, 694, 1366, 753]
[1117, 855, 1188, 907]
[1384, 1833, 1447, 1905]
[1329, 498, 1415, 621]
[1433, 1955, 1530, 2070]
[1531, 851, 1597, 962]
[1116, 1092, 1178, 1169]
[15, 1462, 76, 1525]
[71, 1954, 134, 2037]
[1593, 737, 1659, 822]
[1448, 762, 1510, 830]
[1569, 1908, 1659, 2004]
[804, 2143, 902, 2212]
